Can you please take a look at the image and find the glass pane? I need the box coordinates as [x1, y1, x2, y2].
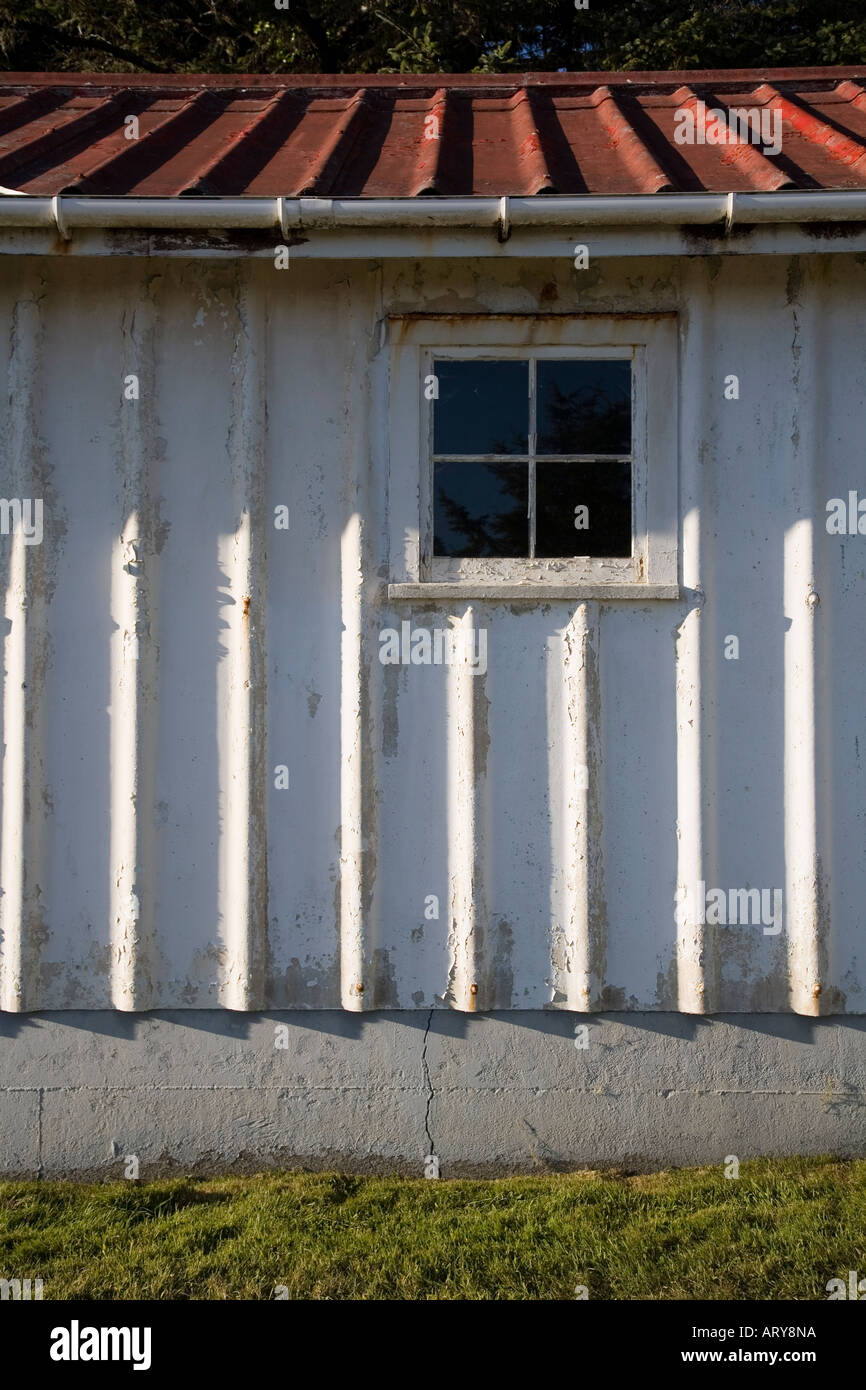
[433, 360, 529, 455]
[535, 460, 631, 558]
[537, 360, 631, 455]
[434, 460, 528, 558]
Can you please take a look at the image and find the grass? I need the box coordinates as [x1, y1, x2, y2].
[0, 1156, 863, 1300]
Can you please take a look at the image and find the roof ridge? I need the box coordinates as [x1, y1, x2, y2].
[4, 66, 866, 88]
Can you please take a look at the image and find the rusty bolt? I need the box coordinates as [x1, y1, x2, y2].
[470, 983, 478, 995]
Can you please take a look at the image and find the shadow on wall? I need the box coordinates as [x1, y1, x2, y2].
[3, 1007, 866, 1042]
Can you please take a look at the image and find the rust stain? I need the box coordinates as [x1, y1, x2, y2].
[389, 311, 678, 323]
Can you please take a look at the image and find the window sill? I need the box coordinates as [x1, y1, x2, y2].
[387, 582, 682, 602]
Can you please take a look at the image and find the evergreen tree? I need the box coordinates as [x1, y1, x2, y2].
[0, 0, 863, 74]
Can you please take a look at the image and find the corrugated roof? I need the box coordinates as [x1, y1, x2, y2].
[2, 68, 866, 197]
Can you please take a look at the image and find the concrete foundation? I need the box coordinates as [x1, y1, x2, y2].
[1, 1011, 864, 1177]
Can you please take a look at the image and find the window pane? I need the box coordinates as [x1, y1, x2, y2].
[433, 360, 529, 455]
[535, 460, 631, 558]
[537, 360, 631, 455]
[434, 461, 528, 557]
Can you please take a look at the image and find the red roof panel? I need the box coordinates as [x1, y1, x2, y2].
[2, 69, 866, 197]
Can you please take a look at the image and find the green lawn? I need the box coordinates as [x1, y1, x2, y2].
[1, 1156, 863, 1300]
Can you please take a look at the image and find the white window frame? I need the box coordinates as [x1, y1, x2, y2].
[387, 315, 679, 600]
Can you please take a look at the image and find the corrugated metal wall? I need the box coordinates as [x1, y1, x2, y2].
[0, 251, 863, 1014]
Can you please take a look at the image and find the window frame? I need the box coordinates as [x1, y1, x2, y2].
[387, 315, 679, 599]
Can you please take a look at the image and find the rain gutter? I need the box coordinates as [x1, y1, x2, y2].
[1, 191, 866, 240]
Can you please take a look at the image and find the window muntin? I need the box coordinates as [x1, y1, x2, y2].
[431, 356, 633, 561]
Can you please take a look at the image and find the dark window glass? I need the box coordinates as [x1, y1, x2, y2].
[434, 461, 528, 558]
[535, 460, 632, 558]
[537, 360, 631, 455]
[433, 360, 528, 455]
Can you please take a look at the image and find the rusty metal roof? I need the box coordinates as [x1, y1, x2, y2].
[3, 68, 866, 197]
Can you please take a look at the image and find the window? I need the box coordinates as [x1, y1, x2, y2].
[387, 316, 679, 599]
[432, 357, 633, 560]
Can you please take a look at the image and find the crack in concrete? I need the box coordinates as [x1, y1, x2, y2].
[36, 1085, 43, 1180]
[421, 1005, 435, 1155]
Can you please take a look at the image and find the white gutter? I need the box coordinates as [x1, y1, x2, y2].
[2, 191, 866, 239]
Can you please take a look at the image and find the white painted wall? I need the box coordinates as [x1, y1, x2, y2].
[0, 250, 863, 1014]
